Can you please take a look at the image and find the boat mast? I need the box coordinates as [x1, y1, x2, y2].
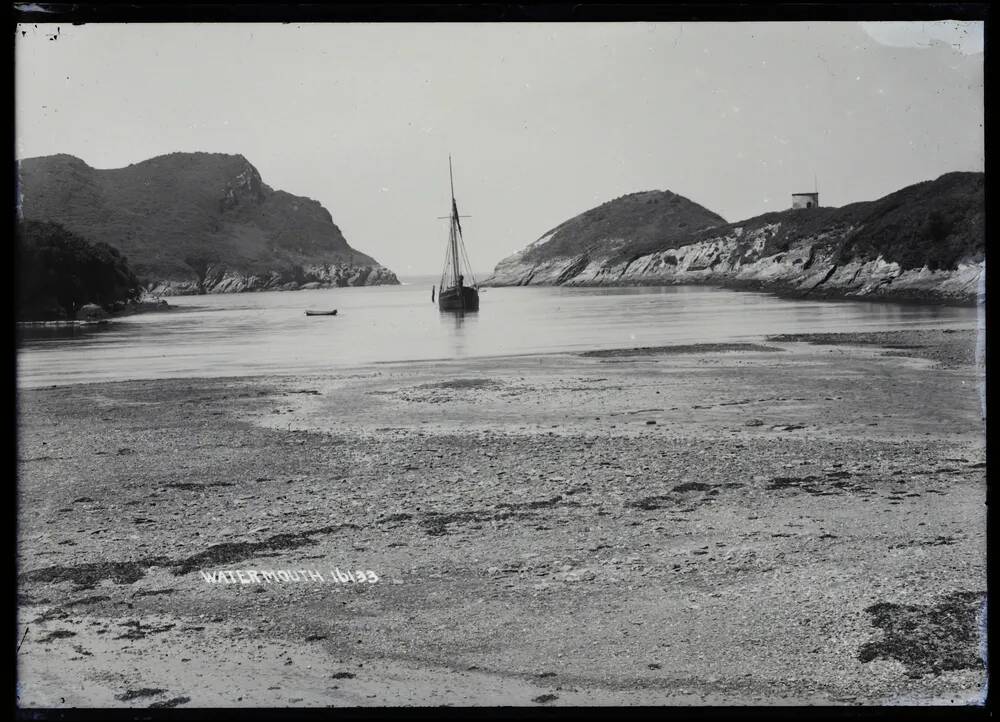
[449, 155, 461, 290]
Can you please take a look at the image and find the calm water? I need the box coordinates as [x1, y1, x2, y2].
[16, 278, 977, 388]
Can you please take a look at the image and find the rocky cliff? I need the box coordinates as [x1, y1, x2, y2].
[145, 263, 399, 296]
[485, 172, 984, 305]
[17, 152, 399, 294]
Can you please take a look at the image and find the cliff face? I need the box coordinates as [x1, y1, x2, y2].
[486, 172, 984, 305]
[146, 263, 400, 296]
[17, 152, 399, 293]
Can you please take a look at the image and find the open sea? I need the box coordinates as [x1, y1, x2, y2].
[16, 276, 979, 388]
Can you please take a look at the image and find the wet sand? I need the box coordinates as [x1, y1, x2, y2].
[15, 329, 987, 707]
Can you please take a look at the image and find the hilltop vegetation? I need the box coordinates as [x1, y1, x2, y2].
[641, 171, 984, 272]
[486, 172, 984, 304]
[17, 152, 397, 291]
[835, 172, 984, 270]
[525, 190, 726, 263]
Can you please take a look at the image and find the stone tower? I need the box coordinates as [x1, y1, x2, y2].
[791, 192, 819, 209]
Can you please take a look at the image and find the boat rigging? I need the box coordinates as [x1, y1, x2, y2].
[436, 156, 480, 312]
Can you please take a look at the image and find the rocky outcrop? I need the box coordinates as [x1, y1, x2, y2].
[490, 224, 981, 304]
[17, 152, 400, 293]
[485, 172, 984, 305]
[76, 303, 109, 320]
[146, 263, 399, 296]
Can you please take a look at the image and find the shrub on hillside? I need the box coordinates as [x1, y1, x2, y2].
[16, 220, 142, 320]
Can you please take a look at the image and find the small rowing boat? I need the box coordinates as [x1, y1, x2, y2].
[304, 309, 338, 316]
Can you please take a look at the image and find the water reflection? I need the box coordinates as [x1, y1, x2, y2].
[16, 282, 978, 388]
[439, 309, 478, 357]
[16, 322, 114, 346]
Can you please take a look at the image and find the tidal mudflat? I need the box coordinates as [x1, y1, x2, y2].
[15, 329, 986, 706]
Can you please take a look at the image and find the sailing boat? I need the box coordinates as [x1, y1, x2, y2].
[437, 156, 480, 312]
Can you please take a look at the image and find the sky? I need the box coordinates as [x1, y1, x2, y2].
[15, 21, 984, 276]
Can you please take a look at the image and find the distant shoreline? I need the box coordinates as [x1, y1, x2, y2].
[144, 275, 982, 308]
[481, 277, 982, 308]
[15, 298, 177, 326]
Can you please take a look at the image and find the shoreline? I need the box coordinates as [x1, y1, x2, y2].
[15, 327, 984, 391]
[16, 298, 177, 327]
[16, 327, 986, 706]
[482, 277, 982, 308]
[145, 271, 401, 297]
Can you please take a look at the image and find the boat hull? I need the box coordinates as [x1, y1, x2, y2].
[438, 286, 479, 312]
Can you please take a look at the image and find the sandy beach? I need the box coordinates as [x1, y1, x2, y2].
[15, 328, 987, 707]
